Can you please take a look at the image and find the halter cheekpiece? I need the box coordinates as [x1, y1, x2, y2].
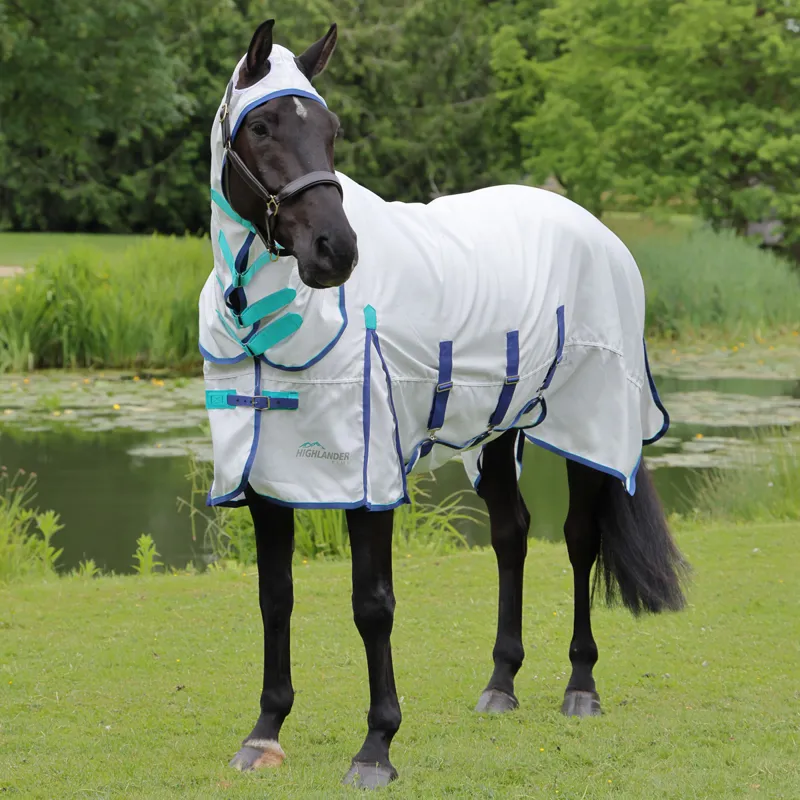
[219, 79, 343, 257]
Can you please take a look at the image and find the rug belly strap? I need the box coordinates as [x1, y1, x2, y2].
[206, 389, 299, 411]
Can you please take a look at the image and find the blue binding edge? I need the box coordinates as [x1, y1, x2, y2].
[207, 359, 263, 506]
[259, 285, 348, 371]
[642, 338, 670, 445]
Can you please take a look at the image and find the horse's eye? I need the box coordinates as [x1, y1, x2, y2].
[251, 123, 269, 137]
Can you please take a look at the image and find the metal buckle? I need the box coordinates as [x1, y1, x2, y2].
[219, 103, 229, 123]
[436, 381, 453, 393]
[266, 196, 280, 217]
[250, 396, 270, 411]
[505, 374, 520, 385]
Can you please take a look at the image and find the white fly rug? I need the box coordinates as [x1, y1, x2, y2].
[199, 46, 669, 509]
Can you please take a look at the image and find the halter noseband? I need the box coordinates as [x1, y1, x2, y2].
[219, 80, 343, 258]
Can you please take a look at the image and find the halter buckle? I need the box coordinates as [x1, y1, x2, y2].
[219, 103, 229, 123]
[266, 196, 280, 218]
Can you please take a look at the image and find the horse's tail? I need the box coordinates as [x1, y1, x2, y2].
[593, 462, 688, 615]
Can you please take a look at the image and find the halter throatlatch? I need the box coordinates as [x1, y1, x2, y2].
[219, 80, 343, 257]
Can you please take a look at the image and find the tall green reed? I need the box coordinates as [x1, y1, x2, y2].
[0, 466, 63, 581]
[0, 236, 210, 372]
[180, 454, 485, 567]
[630, 227, 800, 339]
[693, 429, 800, 522]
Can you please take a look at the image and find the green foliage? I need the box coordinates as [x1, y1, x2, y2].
[181, 454, 484, 566]
[631, 226, 800, 338]
[0, 467, 63, 582]
[72, 559, 102, 579]
[694, 430, 800, 522]
[494, 0, 800, 256]
[132, 534, 163, 576]
[1, 0, 522, 234]
[0, 236, 210, 371]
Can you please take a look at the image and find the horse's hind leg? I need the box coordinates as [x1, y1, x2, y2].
[229, 487, 295, 771]
[475, 430, 530, 713]
[561, 460, 604, 717]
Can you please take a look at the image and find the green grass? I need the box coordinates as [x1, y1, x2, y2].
[0, 233, 145, 267]
[1, 522, 798, 798]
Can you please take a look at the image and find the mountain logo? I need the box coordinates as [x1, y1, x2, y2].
[298, 441, 325, 450]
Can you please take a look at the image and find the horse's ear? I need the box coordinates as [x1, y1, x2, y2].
[296, 24, 338, 80]
[240, 19, 275, 86]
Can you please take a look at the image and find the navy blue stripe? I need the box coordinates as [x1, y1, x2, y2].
[371, 330, 410, 503]
[488, 330, 520, 427]
[235, 230, 256, 276]
[260, 285, 348, 371]
[642, 338, 671, 445]
[540, 305, 565, 391]
[361, 322, 372, 503]
[206, 358, 262, 505]
[198, 342, 249, 365]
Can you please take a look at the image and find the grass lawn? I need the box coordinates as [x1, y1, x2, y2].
[0, 233, 146, 267]
[1, 522, 798, 798]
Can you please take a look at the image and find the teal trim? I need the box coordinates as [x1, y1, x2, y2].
[244, 313, 303, 356]
[364, 304, 377, 330]
[215, 308, 243, 345]
[206, 389, 234, 409]
[215, 273, 225, 291]
[218, 231, 235, 277]
[236, 287, 297, 328]
[263, 391, 299, 401]
[239, 250, 278, 288]
[211, 189, 256, 233]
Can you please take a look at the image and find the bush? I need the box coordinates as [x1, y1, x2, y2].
[0, 466, 63, 581]
[0, 236, 210, 372]
[631, 227, 800, 339]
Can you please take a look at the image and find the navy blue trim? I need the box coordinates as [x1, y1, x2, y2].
[523, 432, 639, 496]
[371, 330, 410, 504]
[199, 342, 249, 365]
[206, 359, 262, 505]
[420, 340, 453, 460]
[642, 338, 670, 445]
[230, 90, 327, 141]
[216, 491, 408, 512]
[488, 330, 520, 427]
[540, 305, 565, 391]
[235, 231, 256, 276]
[260, 285, 347, 371]
[361, 320, 372, 503]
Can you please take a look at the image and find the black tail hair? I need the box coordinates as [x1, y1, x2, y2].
[593, 462, 689, 615]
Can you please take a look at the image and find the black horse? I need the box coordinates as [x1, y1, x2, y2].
[219, 20, 687, 789]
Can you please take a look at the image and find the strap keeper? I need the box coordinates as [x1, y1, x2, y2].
[505, 374, 520, 385]
[436, 380, 453, 393]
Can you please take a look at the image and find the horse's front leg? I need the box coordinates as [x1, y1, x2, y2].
[342, 508, 401, 789]
[230, 487, 295, 771]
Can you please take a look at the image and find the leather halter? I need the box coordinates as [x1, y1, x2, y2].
[219, 80, 343, 258]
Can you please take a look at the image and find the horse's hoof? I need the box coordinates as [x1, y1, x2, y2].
[475, 688, 519, 713]
[561, 689, 602, 717]
[342, 760, 398, 789]
[229, 739, 286, 771]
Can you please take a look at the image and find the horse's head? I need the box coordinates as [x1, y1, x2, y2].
[226, 20, 357, 289]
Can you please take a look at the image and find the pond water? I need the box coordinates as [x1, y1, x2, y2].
[1, 370, 798, 574]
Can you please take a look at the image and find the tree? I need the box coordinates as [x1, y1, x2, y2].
[493, 0, 800, 257]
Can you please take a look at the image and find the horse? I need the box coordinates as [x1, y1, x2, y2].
[199, 19, 688, 789]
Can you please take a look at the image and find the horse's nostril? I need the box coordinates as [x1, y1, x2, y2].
[315, 235, 335, 260]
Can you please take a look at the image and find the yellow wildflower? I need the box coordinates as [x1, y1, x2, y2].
[133, 376, 141, 382]
[52, 411, 61, 417]
[112, 404, 121, 411]
[695, 433, 704, 440]
[23, 378, 29, 384]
